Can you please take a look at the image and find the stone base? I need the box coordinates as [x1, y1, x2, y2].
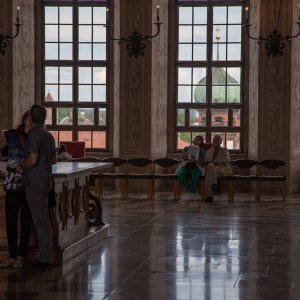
[55, 223, 109, 264]
[0, 224, 109, 264]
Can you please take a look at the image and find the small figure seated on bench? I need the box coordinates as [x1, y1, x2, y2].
[205, 135, 232, 203]
[176, 135, 206, 201]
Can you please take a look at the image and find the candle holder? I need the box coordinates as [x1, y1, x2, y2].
[244, 7, 300, 57]
[0, 8, 22, 56]
[105, 8, 162, 58]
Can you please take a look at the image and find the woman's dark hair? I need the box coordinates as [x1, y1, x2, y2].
[16, 111, 30, 132]
[192, 135, 204, 147]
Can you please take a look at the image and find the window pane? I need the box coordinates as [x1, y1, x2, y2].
[227, 44, 241, 60]
[93, 67, 106, 84]
[194, 7, 207, 24]
[79, 85, 92, 102]
[193, 44, 207, 61]
[227, 132, 240, 150]
[213, 7, 227, 24]
[177, 132, 191, 149]
[178, 86, 191, 103]
[190, 109, 206, 126]
[227, 86, 240, 103]
[45, 67, 58, 83]
[45, 7, 58, 24]
[60, 85, 73, 102]
[45, 86, 58, 102]
[194, 26, 207, 43]
[177, 109, 185, 126]
[45, 43, 58, 60]
[46, 107, 52, 125]
[179, 7, 193, 24]
[93, 44, 106, 60]
[57, 108, 73, 125]
[93, 26, 106, 42]
[79, 67, 92, 84]
[79, 7, 92, 24]
[59, 131, 73, 144]
[92, 131, 106, 148]
[78, 131, 91, 148]
[228, 25, 241, 42]
[45, 25, 58, 42]
[79, 43, 92, 60]
[93, 85, 106, 102]
[78, 108, 94, 125]
[233, 109, 241, 127]
[212, 43, 226, 61]
[212, 86, 226, 103]
[93, 7, 106, 24]
[178, 44, 192, 61]
[228, 6, 242, 24]
[179, 26, 193, 43]
[60, 67, 73, 84]
[79, 26, 92, 42]
[99, 108, 106, 126]
[211, 109, 228, 126]
[178, 68, 192, 84]
[60, 25, 73, 42]
[59, 7, 73, 24]
[60, 43, 73, 60]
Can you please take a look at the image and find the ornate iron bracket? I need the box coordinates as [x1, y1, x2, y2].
[244, 21, 300, 57]
[0, 10, 22, 56]
[105, 15, 162, 58]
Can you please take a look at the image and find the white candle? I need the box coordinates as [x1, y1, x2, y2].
[245, 6, 249, 22]
[156, 5, 160, 19]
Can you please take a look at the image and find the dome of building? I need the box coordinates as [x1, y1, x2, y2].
[194, 67, 240, 103]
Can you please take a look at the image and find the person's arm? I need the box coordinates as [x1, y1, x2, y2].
[16, 132, 40, 173]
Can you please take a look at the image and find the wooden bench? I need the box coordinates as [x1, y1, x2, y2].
[81, 157, 286, 203]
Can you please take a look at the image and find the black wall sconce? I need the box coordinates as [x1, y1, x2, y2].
[105, 5, 162, 58]
[244, 6, 300, 57]
[0, 6, 22, 56]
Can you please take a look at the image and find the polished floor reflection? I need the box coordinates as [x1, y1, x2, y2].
[1, 193, 300, 299]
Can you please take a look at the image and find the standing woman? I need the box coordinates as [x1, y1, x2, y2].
[0, 111, 32, 268]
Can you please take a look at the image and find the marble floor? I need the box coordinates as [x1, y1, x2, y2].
[1, 192, 300, 300]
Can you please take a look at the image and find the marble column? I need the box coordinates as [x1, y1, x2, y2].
[249, 0, 300, 193]
[0, 0, 35, 131]
[115, 0, 168, 160]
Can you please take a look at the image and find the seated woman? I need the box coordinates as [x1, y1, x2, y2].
[57, 144, 73, 162]
[204, 135, 232, 203]
[177, 135, 205, 200]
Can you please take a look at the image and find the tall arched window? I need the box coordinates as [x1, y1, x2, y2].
[40, 0, 109, 150]
[175, 0, 245, 152]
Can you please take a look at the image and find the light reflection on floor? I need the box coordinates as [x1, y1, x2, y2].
[0, 193, 300, 299]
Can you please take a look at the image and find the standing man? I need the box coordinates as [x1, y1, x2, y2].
[16, 105, 56, 268]
[204, 135, 232, 203]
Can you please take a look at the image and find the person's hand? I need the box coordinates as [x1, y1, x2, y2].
[182, 152, 188, 159]
[15, 165, 23, 174]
